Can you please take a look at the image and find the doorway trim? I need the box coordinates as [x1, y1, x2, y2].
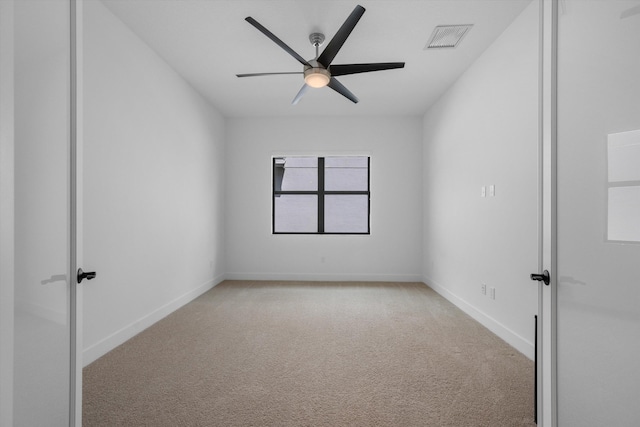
[0, 1, 83, 425]
[70, 0, 84, 425]
[539, 0, 558, 425]
[0, 0, 16, 424]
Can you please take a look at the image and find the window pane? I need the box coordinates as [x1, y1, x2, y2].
[324, 195, 369, 233]
[274, 195, 317, 232]
[608, 186, 640, 242]
[324, 156, 368, 191]
[608, 130, 640, 182]
[275, 156, 317, 191]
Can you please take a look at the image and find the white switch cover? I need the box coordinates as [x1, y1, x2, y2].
[481, 186, 486, 197]
[481, 284, 486, 295]
[490, 287, 496, 300]
[489, 185, 495, 197]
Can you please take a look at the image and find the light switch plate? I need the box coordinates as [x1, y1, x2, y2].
[489, 185, 495, 197]
[481, 186, 486, 197]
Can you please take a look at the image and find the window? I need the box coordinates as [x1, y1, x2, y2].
[607, 130, 640, 243]
[273, 156, 370, 234]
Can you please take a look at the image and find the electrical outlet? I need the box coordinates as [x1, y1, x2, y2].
[481, 284, 487, 295]
[489, 185, 495, 197]
[490, 287, 496, 300]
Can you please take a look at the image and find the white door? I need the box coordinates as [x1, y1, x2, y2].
[554, 0, 640, 425]
[0, 0, 82, 425]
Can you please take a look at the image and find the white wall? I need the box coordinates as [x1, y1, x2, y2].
[422, 1, 539, 358]
[225, 116, 423, 282]
[82, 0, 226, 364]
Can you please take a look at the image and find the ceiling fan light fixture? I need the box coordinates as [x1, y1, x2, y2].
[304, 67, 330, 88]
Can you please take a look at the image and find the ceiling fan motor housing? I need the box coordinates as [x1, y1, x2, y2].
[304, 60, 331, 88]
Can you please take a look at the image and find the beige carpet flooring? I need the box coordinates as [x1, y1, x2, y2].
[83, 281, 535, 426]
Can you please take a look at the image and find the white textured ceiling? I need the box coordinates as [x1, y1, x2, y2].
[100, 0, 532, 117]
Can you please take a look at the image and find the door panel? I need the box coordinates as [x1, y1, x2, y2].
[13, 0, 72, 425]
[556, 1, 640, 425]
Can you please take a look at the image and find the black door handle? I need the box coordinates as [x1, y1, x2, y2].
[530, 270, 550, 286]
[77, 268, 96, 283]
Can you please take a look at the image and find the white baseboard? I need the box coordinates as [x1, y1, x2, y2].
[225, 272, 424, 283]
[83, 274, 225, 366]
[422, 275, 534, 360]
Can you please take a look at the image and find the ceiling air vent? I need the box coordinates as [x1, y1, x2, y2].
[424, 25, 473, 49]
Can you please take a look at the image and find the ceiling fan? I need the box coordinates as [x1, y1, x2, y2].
[236, 5, 405, 105]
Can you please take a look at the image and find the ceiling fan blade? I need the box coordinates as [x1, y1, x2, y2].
[317, 5, 366, 67]
[236, 72, 303, 78]
[327, 78, 359, 104]
[245, 17, 311, 67]
[329, 62, 405, 76]
[292, 84, 310, 105]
